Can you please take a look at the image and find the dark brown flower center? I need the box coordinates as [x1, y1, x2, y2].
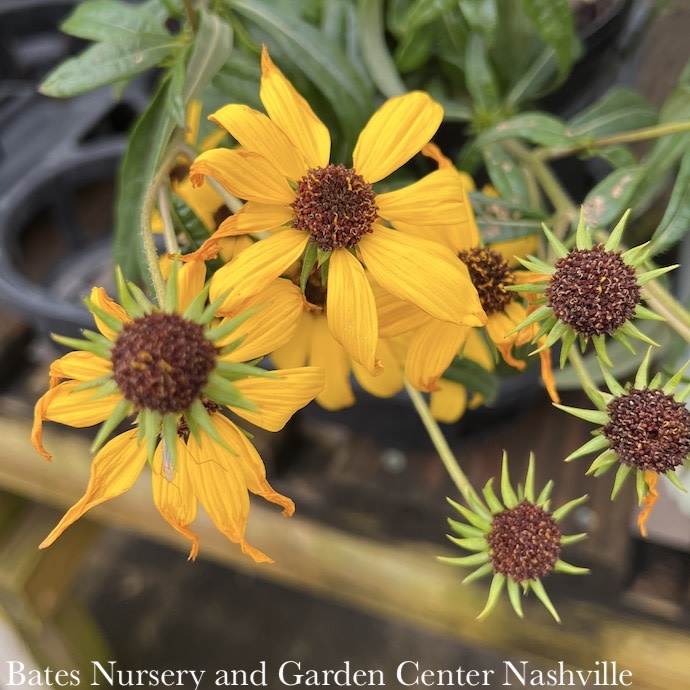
[603, 387, 690, 472]
[177, 400, 221, 437]
[458, 247, 516, 315]
[291, 163, 378, 251]
[546, 244, 640, 337]
[111, 312, 216, 414]
[487, 501, 562, 582]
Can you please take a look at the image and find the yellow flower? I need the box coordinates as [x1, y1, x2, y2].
[33, 261, 323, 562]
[189, 46, 485, 376]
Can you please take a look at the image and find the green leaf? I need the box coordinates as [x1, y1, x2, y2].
[479, 112, 572, 148]
[650, 148, 690, 255]
[567, 87, 658, 140]
[39, 35, 178, 98]
[581, 166, 645, 229]
[232, 0, 374, 148]
[464, 33, 501, 112]
[60, 0, 170, 41]
[394, 24, 434, 74]
[208, 51, 262, 110]
[458, 0, 498, 42]
[114, 81, 177, 285]
[643, 86, 690, 173]
[396, 0, 458, 32]
[166, 9, 233, 126]
[596, 146, 637, 169]
[482, 143, 533, 207]
[521, 0, 580, 75]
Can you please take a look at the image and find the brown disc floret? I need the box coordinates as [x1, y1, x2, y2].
[458, 247, 516, 315]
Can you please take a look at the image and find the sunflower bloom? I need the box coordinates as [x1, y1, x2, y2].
[188, 46, 485, 376]
[32, 262, 323, 561]
[557, 348, 690, 536]
[515, 210, 675, 367]
[439, 453, 588, 621]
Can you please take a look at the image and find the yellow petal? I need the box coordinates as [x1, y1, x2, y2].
[90, 286, 130, 340]
[191, 148, 295, 205]
[209, 230, 308, 307]
[212, 414, 294, 515]
[210, 103, 308, 181]
[485, 301, 529, 369]
[185, 99, 203, 146]
[172, 174, 225, 232]
[374, 284, 429, 337]
[186, 418, 271, 563]
[217, 278, 305, 360]
[309, 314, 355, 410]
[376, 169, 468, 227]
[40, 380, 122, 428]
[230, 367, 324, 431]
[326, 249, 380, 375]
[177, 259, 206, 313]
[49, 351, 111, 386]
[463, 328, 495, 372]
[491, 235, 541, 267]
[430, 379, 468, 424]
[218, 235, 254, 263]
[271, 310, 313, 368]
[260, 46, 330, 168]
[405, 320, 471, 391]
[352, 338, 403, 398]
[353, 92, 442, 183]
[358, 226, 486, 326]
[216, 202, 293, 238]
[152, 436, 200, 559]
[40, 431, 146, 548]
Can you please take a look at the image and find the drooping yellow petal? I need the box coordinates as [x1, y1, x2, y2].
[309, 314, 355, 410]
[374, 283, 429, 338]
[217, 278, 305, 360]
[185, 99, 203, 146]
[485, 301, 529, 369]
[260, 46, 330, 168]
[353, 91, 442, 183]
[463, 329, 495, 372]
[430, 379, 468, 424]
[218, 235, 254, 263]
[210, 103, 308, 181]
[637, 470, 659, 538]
[326, 249, 380, 375]
[176, 259, 206, 313]
[230, 367, 324, 431]
[376, 169, 468, 227]
[39, 380, 122, 429]
[352, 337, 404, 399]
[491, 235, 541, 267]
[90, 286, 129, 340]
[405, 320, 471, 392]
[151, 437, 199, 560]
[49, 350, 111, 386]
[209, 230, 308, 308]
[212, 414, 294, 515]
[216, 202, 293, 238]
[40, 430, 147, 548]
[191, 148, 295, 205]
[186, 420, 271, 563]
[358, 226, 486, 326]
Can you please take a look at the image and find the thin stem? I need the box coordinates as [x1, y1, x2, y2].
[140, 138, 186, 306]
[538, 120, 690, 162]
[403, 379, 482, 507]
[643, 280, 690, 344]
[566, 348, 598, 403]
[183, 0, 198, 33]
[157, 186, 181, 255]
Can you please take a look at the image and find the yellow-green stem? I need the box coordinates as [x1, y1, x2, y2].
[157, 186, 181, 255]
[183, 0, 198, 32]
[643, 280, 690, 344]
[404, 379, 482, 507]
[140, 139, 185, 306]
[538, 120, 690, 162]
[566, 348, 599, 403]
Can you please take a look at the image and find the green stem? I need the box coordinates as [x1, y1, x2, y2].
[157, 186, 181, 255]
[539, 120, 690, 162]
[140, 139, 185, 307]
[566, 348, 598, 403]
[403, 380, 482, 507]
[643, 280, 690, 344]
[183, 0, 198, 33]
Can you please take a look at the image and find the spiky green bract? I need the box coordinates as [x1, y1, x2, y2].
[439, 452, 588, 623]
[558, 348, 690, 506]
[512, 209, 671, 368]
